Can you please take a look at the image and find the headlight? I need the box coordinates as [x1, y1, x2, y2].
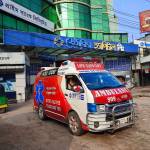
[87, 104, 106, 113]
[97, 105, 105, 112]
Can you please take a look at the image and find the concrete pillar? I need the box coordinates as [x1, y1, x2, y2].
[15, 67, 26, 103]
[134, 72, 140, 86]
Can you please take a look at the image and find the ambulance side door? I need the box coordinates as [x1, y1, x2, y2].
[64, 75, 88, 124]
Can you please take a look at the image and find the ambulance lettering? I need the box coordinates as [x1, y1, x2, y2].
[46, 91, 56, 95]
[94, 88, 128, 97]
[46, 87, 56, 90]
[80, 94, 84, 100]
[46, 105, 61, 111]
[69, 92, 77, 99]
[69, 92, 84, 100]
[46, 99, 61, 112]
[46, 86, 56, 95]
[107, 96, 116, 103]
[46, 99, 60, 105]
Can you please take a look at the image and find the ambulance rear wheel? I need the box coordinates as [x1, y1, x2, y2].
[38, 105, 46, 120]
[68, 111, 84, 136]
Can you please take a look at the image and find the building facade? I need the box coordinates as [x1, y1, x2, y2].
[0, 0, 137, 102]
[0, 52, 30, 102]
[54, 0, 127, 42]
[0, 0, 55, 102]
[0, 0, 55, 43]
[133, 34, 150, 86]
[0, 0, 128, 42]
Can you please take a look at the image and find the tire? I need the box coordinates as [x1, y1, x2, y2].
[38, 105, 46, 120]
[68, 111, 84, 136]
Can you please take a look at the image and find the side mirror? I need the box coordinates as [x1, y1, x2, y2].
[73, 85, 83, 93]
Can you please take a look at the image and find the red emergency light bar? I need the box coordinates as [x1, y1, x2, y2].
[69, 57, 101, 63]
[75, 62, 104, 71]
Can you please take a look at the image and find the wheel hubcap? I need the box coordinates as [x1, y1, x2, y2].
[69, 116, 79, 133]
[39, 107, 43, 118]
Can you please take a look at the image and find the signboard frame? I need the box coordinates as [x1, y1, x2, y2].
[139, 10, 150, 33]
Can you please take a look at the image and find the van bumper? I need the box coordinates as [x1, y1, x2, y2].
[87, 114, 135, 132]
[87, 103, 135, 132]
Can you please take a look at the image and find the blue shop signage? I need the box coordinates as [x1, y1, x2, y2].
[4, 30, 138, 53]
[53, 36, 126, 51]
[65, 38, 92, 49]
[53, 36, 92, 49]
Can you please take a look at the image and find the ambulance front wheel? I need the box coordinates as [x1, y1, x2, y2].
[38, 105, 46, 120]
[68, 111, 84, 136]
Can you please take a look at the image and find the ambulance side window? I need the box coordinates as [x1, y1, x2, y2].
[65, 75, 84, 92]
[41, 71, 48, 77]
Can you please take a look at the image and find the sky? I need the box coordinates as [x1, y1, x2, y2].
[113, 0, 150, 42]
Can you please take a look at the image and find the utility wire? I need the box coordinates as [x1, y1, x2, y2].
[56, 3, 139, 19]
[11, 0, 140, 20]
[108, 14, 139, 24]
[111, 7, 138, 19]
[20, 0, 140, 24]
[55, 5, 140, 30]
[54, 4, 140, 41]
[56, 4, 139, 24]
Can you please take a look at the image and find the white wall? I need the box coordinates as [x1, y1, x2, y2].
[15, 67, 26, 102]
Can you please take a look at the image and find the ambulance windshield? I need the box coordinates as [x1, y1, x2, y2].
[80, 72, 124, 90]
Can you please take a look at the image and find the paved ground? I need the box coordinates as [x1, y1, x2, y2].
[131, 86, 150, 97]
[0, 93, 150, 150]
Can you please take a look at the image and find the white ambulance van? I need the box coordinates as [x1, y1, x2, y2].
[33, 60, 135, 135]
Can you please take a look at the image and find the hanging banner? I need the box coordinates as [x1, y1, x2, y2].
[139, 10, 150, 33]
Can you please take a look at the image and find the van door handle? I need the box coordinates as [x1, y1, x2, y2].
[65, 94, 68, 96]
